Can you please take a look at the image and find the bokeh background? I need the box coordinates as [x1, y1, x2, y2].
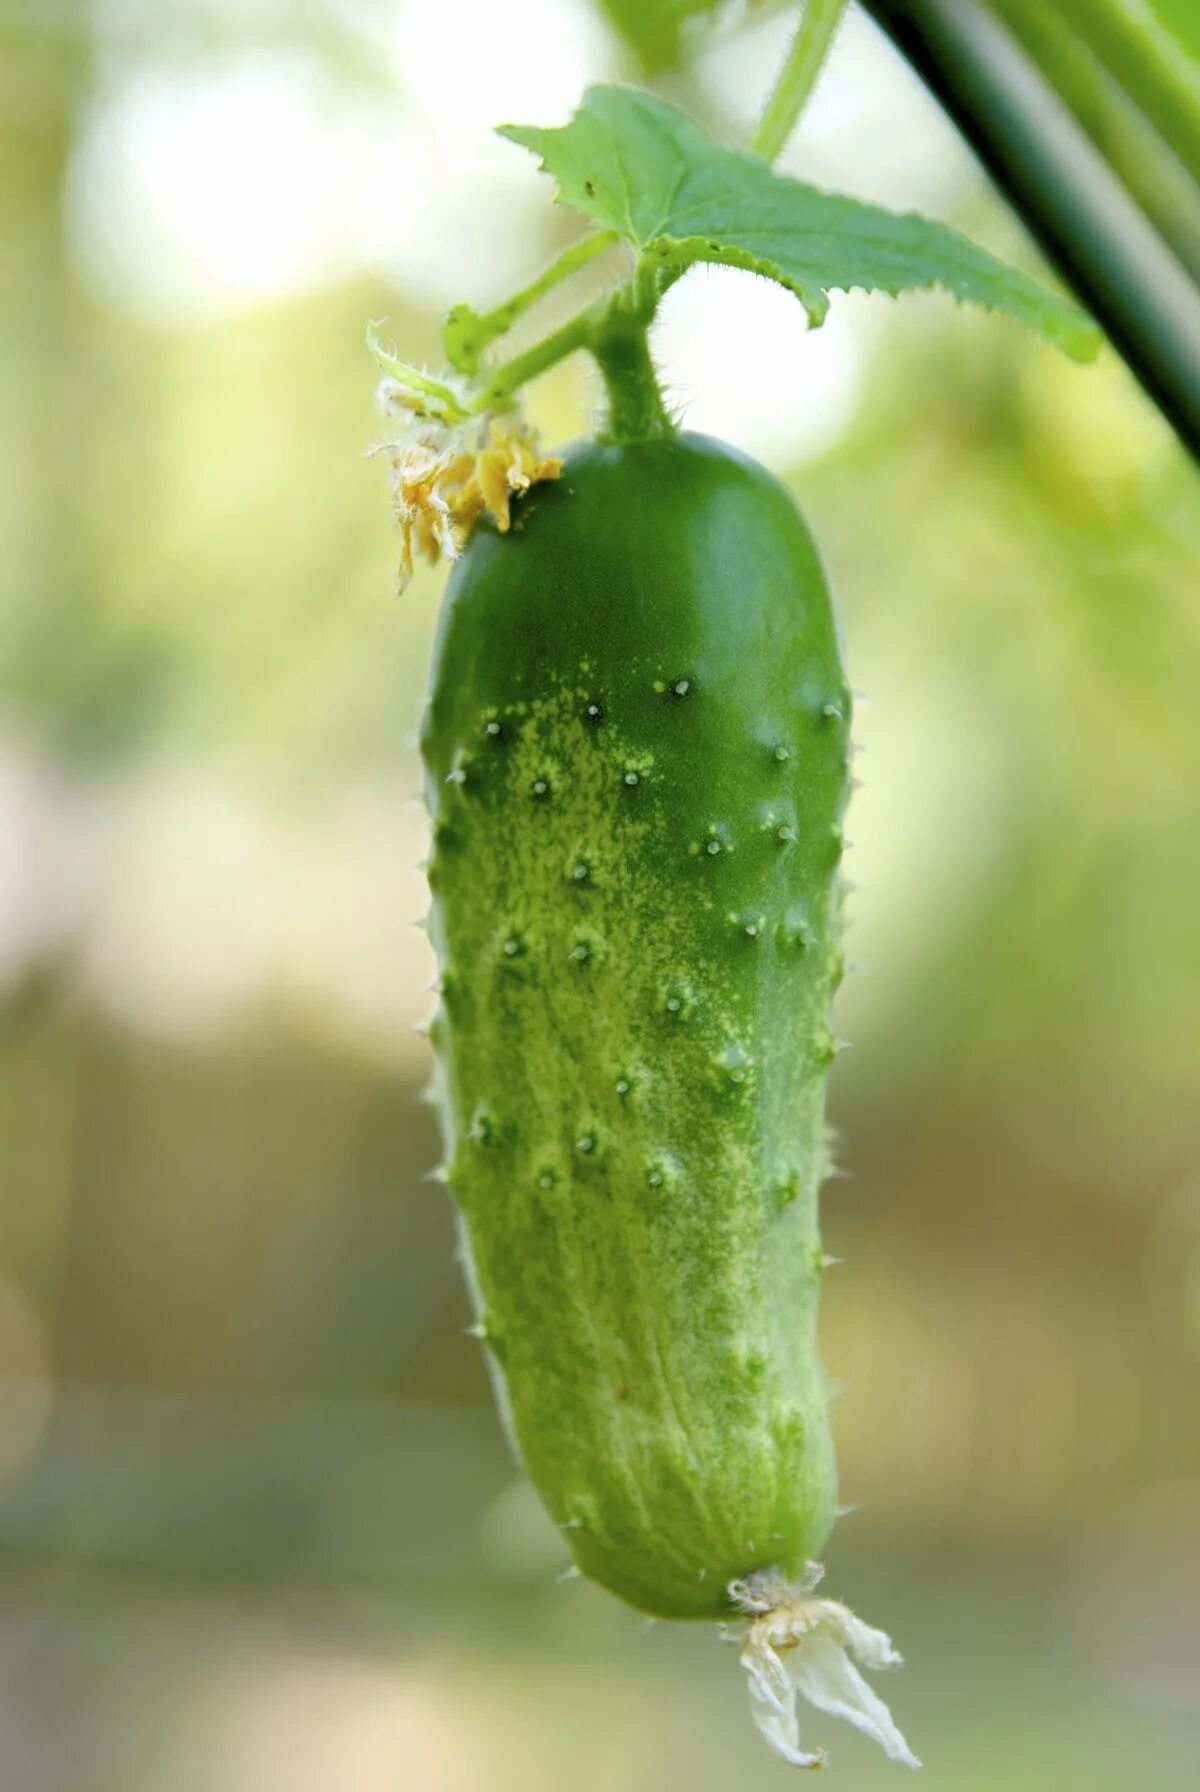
[2, 2, 1198, 1788]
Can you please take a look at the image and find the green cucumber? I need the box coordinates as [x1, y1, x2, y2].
[422, 430, 851, 1620]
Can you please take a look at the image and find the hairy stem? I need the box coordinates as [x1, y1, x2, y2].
[593, 312, 674, 443]
[470, 312, 598, 412]
[444, 231, 621, 375]
[752, 0, 849, 163]
[367, 323, 469, 420]
[464, 266, 674, 443]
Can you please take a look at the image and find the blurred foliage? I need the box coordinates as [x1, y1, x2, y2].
[599, 0, 736, 70]
[1, 3, 1199, 1789]
[861, 0, 1200, 453]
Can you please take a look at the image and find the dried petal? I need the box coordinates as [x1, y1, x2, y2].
[375, 410, 562, 590]
[728, 1567, 919, 1771]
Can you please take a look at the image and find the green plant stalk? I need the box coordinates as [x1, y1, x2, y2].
[752, 0, 849, 162]
[991, 0, 1200, 283]
[444, 230, 621, 375]
[457, 276, 672, 444]
[471, 311, 599, 413]
[593, 314, 675, 441]
[1050, 0, 1200, 184]
[863, 0, 1200, 461]
[367, 325, 469, 419]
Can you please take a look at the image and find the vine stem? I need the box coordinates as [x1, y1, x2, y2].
[444, 230, 620, 374]
[591, 288, 675, 441]
[470, 312, 598, 413]
[752, 0, 849, 163]
[468, 280, 675, 443]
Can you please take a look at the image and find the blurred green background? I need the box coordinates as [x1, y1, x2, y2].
[1, 2, 1198, 1788]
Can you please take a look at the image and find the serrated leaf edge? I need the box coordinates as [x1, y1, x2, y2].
[642, 236, 830, 328]
[499, 89, 1102, 364]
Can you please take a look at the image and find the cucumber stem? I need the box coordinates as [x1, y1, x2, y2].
[461, 262, 674, 441]
[592, 306, 674, 443]
[752, 0, 849, 164]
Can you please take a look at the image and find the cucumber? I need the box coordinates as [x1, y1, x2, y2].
[422, 430, 851, 1621]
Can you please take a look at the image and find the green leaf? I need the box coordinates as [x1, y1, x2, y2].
[500, 84, 1101, 360]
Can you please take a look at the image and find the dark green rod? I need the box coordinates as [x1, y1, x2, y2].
[862, 0, 1200, 462]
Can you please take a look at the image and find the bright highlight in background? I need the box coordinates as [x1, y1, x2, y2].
[66, 0, 615, 326]
[391, 0, 611, 140]
[656, 270, 873, 464]
[66, 54, 412, 323]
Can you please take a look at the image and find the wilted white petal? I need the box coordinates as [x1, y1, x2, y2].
[749, 1635, 794, 1716]
[819, 1600, 906, 1673]
[728, 1566, 919, 1772]
[791, 1630, 920, 1768]
[742, 1634, 826, 1769]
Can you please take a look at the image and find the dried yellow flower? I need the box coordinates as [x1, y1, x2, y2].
[379, 413, 562, 590]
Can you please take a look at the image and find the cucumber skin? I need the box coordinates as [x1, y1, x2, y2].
[422, 432, 851, 1619]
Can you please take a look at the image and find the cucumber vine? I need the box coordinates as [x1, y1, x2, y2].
[372, 3, 1097, 588]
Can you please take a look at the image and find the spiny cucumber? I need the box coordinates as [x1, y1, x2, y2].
[422, 431, 850, 1620]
